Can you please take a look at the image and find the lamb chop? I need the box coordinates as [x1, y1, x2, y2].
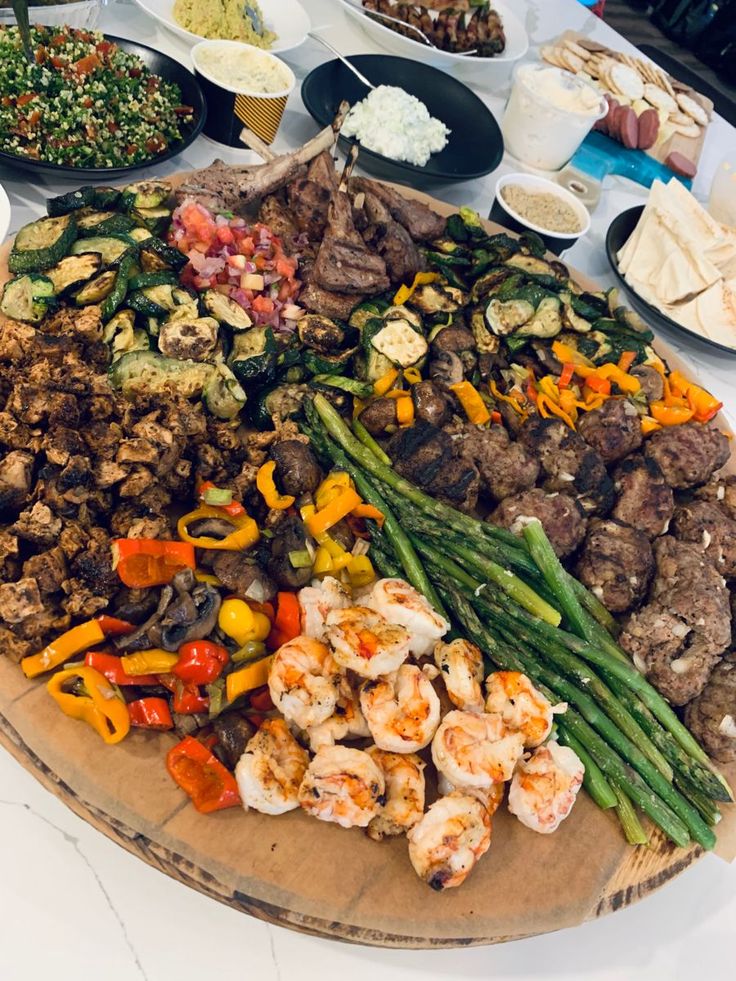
[349, 177, 446, 241]
[359, 188, 422, 286]
[287, 150, 339, 241]
[177, 105, 349, 214]
[312, 149, 390, 295]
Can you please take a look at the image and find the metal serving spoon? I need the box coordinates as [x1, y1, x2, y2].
[342, 0, 477, 56]
[308, 31, 375, 90]
[243, 3, 265, 37]
[11, 0, 33, 63]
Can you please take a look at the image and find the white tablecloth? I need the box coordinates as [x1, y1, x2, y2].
[0, 2, 734, 978]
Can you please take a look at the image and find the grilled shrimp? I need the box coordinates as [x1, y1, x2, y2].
[407, 792, 491, 891]
[437, 772, 505, 817]
[299, 576, 351, 642]
[326, 605, 411, 678]
[434, 638, 485, 712]
[306, 671, 371, 751]
[508, 741, 584, 834]
[485, 671, 560, 748]
[360, 663, 441, 753]
[366, 747, 426, 840]
[268, 636, 341, 730]
[366, 578, 449, 657]
[432, 709, 525, 787]
[298, 745, 385, 828]
[235, 719, 310, 816]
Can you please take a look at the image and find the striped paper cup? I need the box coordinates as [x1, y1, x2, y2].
[191, 40, 295, 147]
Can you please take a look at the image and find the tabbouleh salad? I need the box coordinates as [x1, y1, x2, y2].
[0, 25, 195, 168]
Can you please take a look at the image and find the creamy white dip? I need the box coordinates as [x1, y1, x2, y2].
[342, 85, 449, 167]
[195, 46, 291, 94]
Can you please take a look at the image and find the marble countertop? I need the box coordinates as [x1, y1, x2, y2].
[0, 1, 734, 977]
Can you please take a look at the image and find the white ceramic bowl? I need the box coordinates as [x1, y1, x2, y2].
[0, 183, 10, 245]
[492, 173, 591, 254]
[338, 0, 528, 84]
[131, 0, 311, 53]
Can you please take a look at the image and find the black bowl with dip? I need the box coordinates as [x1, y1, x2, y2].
[301, 55, 503, 185]
[490, 173, 590, 255]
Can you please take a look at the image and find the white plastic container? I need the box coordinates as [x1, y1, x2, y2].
[502, 63, 606, 172]
[709, 151, 736, 228]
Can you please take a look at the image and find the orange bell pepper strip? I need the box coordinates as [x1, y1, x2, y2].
[584, 375, 611, 397]
[667, 371, 722, 423]
[450, 380, 491, 426]
[351, 503, 385, 527]
[551, 340, 594, 367]
[558, 363, 575, 389]
[490, 380, 526, 415]
[594, 364, 641, 395]
[374, 368, 400, 396]
[166, 736, 241, 814]
[47, 666, 130, 745]
[305, 486, 362, 538]
[112, 539, 195, 588]
[396, 394, 415, 427]
[649, 401, 695, 426]
[617, 351, 637, 373]
[272, 592, 301, 644]
[537, 393, 576, 430]
[256, 460, 295, 510]
[641, 416, 663, 435]
[22, 616, 134, 679]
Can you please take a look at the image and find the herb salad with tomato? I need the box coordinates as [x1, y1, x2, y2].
[0, 25, 194, 168]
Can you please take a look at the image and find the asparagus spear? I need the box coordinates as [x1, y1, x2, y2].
[612, 786, 650, 846]
[557, 727, 618, 811]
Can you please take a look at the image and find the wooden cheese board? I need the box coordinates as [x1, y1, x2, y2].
[0, 181, 734, 948]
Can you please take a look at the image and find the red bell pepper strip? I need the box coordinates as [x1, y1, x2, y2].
[197, 481, 246, 518]
[249, 687, 275, 712]
[128, 697, 173, 731]
[159, 674, 209, 714]
[112, 539, 196, 589]
[270, 592, 301, 647]
[558, 363, 575, 390]
[166, 736, 241, 813]
[84, 650, 157, 686]
[95, 615, 136, 636]
[172, 641, 229, 686]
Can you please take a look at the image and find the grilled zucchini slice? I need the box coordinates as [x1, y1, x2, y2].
[46, 186, 95, 217]
[46, 253, 102, 295]
[127, 283, 178, 317]
[158, 316, 219, 362]
[1, 274, 56, 323]
[128, 271, 178, 291]
[204, 364, 247, 420]
[79, 213, 137, 237]
[109, 350, 216, 400]
[120, 180, 171, 211]
[69, 235, 135, 267]
[129, 227, 154, 245]
[104, 310, 150, 362]
[101, 252, 137, 322]
[202, 290, 253, 331]
[9, 214, 78, 274]
[93, 187, 122, 209]
[132, 206, 171, 236]
[74, 270, 117, 306]
[139, 237, 188, 273]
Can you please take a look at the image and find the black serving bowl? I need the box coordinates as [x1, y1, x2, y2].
[0, 36, 206, 180]
[606, 205, 736, 356]
[301, 54, 503, 185]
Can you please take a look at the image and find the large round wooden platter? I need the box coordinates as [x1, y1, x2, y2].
[1, 179, 734, 948]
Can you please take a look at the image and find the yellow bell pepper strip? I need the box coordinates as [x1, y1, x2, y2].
[347, 554, 376, 588]
[403, 367, 422, 385]
[450, 380, 491, 426]
[617, 351, 637, 373]
[315, 471, 352, 511]
[551, 340, 594, 367]
[595, 363, 641, 395]
[305, 485, 362, 538]
[121, 649, 180, 676]
[490, 380, 526, 416]
[218, 598, 271, 646]
[649, 401, 695, 426]
[194, 570, 222, 587]
[374, 367, 400, 396]
[21, 616, 134, 680]
[641, 416, 663, 435]
[226, 655, 274, 703]
[396, 394, 415, 427]
[313, 545, 334, 576]
[177, 505, 259, 551]
[47, 667, 130, 745]
[351, 503, 385, 527]
[537, 393, 576, 429]
[256, 460, 295, 510]
[393, 270, 438, 306]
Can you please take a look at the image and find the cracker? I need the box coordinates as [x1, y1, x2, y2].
[541, 45, 567, 69]
[561, 49, 585, 74]
[676, 92, 709, 126]
[563, 38, 591, 61]
[577, 38, 608, 53]
[671, 121, 702, 139]
[609, 63, 644, 101]
[659, 73, 677, 98]
[643, 83, 677, 114]
[640, 61, 660, 85]
[669, 111, 693, 126]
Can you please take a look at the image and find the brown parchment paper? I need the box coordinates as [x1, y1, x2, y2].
[0, 184, 734, 947]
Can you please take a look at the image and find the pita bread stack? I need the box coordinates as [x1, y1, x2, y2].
[617, 178, 736, 347]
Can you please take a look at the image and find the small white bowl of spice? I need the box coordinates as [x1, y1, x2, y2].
[490, 173, 591, 255]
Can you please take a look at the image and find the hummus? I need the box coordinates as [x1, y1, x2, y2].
[173, 0, 277, 48]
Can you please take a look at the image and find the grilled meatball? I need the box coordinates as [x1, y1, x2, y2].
[611, 454, 674, 540]
[695, 475, 736, 520]
[270, 440, 323, 497]
[446, 422, 539, 502]
[412, 380, 452, 427]
[519, 416, 614, 515]
[358, 397, 397, 435]
[684, 654, 736, 762]
[575, 518, 654, 612]
[644, 422, 730, 489]
[619, 537, 731, 705]
[576, 398, 643, 465]
[489, 488, 586, 557]
[387, 421, 480, 512]
[672, 500, 736, 579]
